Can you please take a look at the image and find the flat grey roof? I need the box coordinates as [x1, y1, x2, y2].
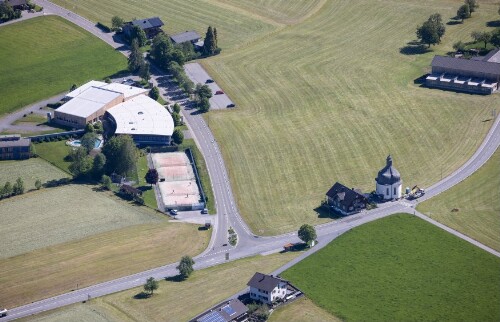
[431, 56, 500, 76]
[0, 137, 30, 148]
[170, 31, 201, 44]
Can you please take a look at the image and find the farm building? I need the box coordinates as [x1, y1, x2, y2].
[0, 135, 30, 160]
[426, 49, 500, 94]
[123, 17, 164, 39]
[190, 298, 248, 322]
[326, 182, 368, 216]
[54, 81, 173, 145]
[375, 155, 402, 200]
[170, 30, 203, 49]
[247, 272, 288, 304]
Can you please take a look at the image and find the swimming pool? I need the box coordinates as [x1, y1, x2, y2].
[67, 138, 102, 149]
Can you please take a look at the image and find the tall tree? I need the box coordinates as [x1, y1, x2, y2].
[203, 26, 217, 56]
[416, 21, 440, 47]
[69, 147, 93, 178]
[13, 177, 24, 195]
[130, 25, 147, 47]
[172, 129, 184, 145]
[145, 169, 159, 186]
[173, 103, 181, 114]
[149, 86, 160, 101]
[471, 31, 492, 48]
[81, 132, 98, 153]
[195, 84, 212, 101]
[151, 34, 173, 69]
[427, 13, 445, 40]
[143, 277, 159, 296]
[128, 39, 144, 72]
[465, 0, 478, 13]
[172, 112, 181, 127]
[102, 135, 138, 176]
[298, 224, 317, 246]
[139, 61, 150, 82]
[213, 27, 218, 48]
[111, 16, 124, 31]
[457, 4, 471, 22]
[198, 97, 210, 113]
[177, 256, 195, 279]
[92, 153, 106, 179]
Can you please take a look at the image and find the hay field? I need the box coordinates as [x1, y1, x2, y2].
[0, 16, 126, 115]
[51, 0, 276, 50]
[0, 221, 209, 308]
[418, 149, 500, 251]
[0, 184, 165, 258]
[0, 158, 69, 190]
[204, 0, 500, 234]
[23, 252, 299, 322]
[51, 0, 500, 235]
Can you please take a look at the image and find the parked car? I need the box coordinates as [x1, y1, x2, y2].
[201, 208, 208, 214]
[169, 209, 178, 216]
[227, 103, 236, 108]
[205, 79, 214, 83]
[215, 90, 224, 95]
[0, 309, 7, 317]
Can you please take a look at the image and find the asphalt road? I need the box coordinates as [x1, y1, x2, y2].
[3, 3, 500, 320]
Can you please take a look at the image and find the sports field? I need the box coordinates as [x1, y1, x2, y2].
[0, 184, 165, 258]
[281, 214, 500, 321]
[0, 16, 126, 115]
[23, 252, 299, 322]
[0, 158, 69, 191]
[418, 149, 500, 251]
[51, 1, 500, 235]
[0, 220, 208, 308]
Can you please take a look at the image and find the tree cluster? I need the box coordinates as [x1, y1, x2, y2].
[0, 177, 24, 199]
[0, 2, 21, 23]
[150, 34, 185, 70]
[168, 61, 194, 94]
[194, 83, 212, 113]
[102, 135, 138, 176]
[416, 13, 446, 48]
[202, 26, 220, 57]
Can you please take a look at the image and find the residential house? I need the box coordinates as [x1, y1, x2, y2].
[0, 135, 30, 160]
[170, 30, 204, 50]
[123, 17, 164, 39]
[1, 0, 28, 10]
[326, 182, 368, 216]
[190, 298, 248, 322]
[247, 272, 287, 304]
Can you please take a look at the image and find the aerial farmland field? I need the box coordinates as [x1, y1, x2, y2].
[0, 15, 126, 115]
[48, 0, 500, 235]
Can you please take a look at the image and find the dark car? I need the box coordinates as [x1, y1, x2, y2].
[215, 90, 224, 95]
[205, 79, 214, 83]
[227, 103, 236, 108]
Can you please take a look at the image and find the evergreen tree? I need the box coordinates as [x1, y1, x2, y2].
[139, 61, 150, 82]
[213, 27, 218, 48]
[173, 103, 181, 114]
[149, 86, 160, 101]
[128, 39, 144, 72]
[203, 26, 217, 56]
[172, 112, 181, 127]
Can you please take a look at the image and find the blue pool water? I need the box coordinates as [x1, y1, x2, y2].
[71, 139, 102, 148]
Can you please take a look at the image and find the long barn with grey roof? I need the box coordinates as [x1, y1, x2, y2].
[426, 49, 500, 94]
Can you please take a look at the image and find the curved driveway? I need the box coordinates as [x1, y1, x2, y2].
[3, 2, 500, 320]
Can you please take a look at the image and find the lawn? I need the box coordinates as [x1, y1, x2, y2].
[12, 113, 48, 125]
[202, 0, 500, 234]
[418, 149, 500, 251]
[33, 140, 73, 173]
[269, 297, 340, 322]
[23, 252, 300, 322]
[51, 0, 277, 50]
[0, 221, 209, 308]
[136, 154, 158, 209]
[281, 214, 500, 321]
[0, 16, 126, 115]
[0, 184, 165, 259]
[0, 158, 69, 191]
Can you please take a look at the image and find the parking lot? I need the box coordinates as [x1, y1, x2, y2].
[184, 63, 235, 110]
